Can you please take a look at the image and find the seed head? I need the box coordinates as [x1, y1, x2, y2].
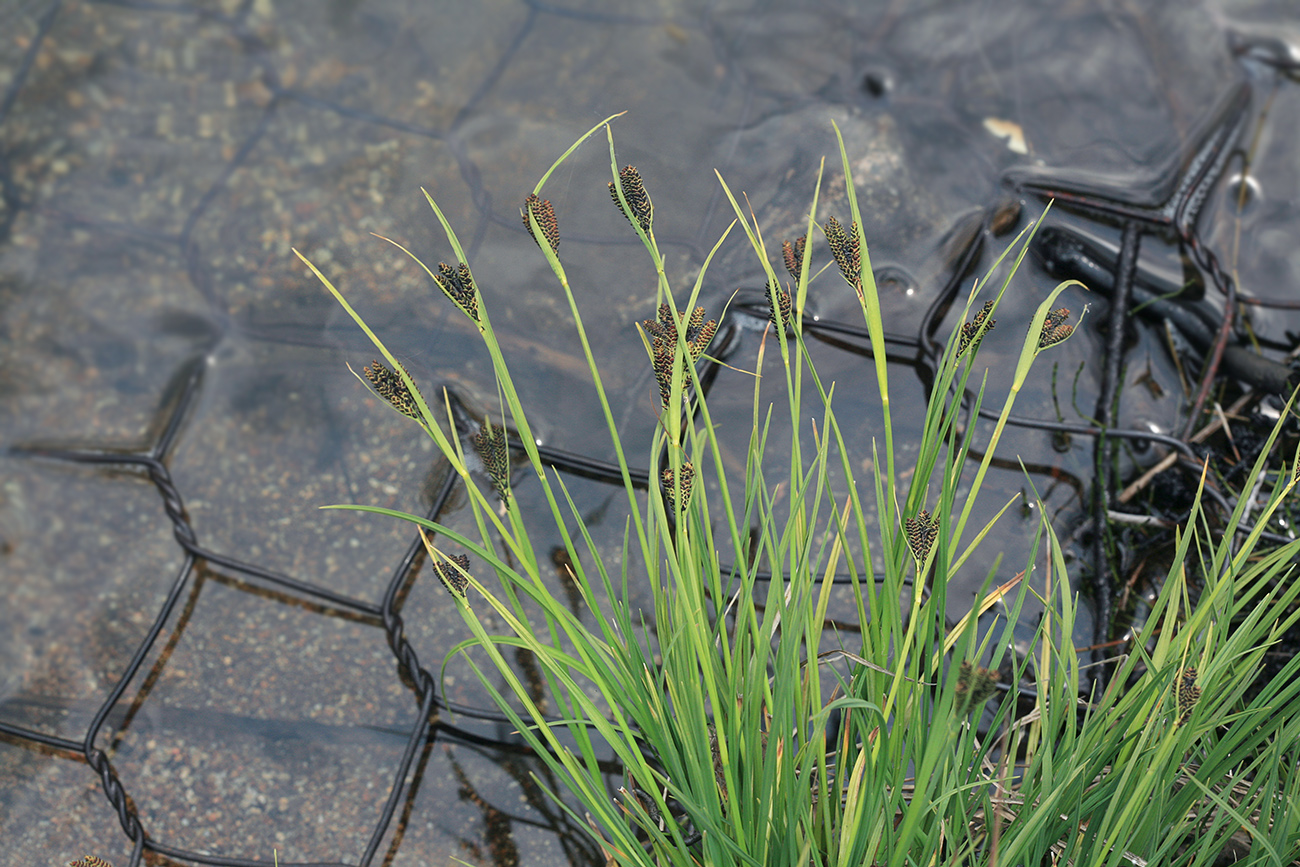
[432, 553, 471, 596]
[623, 781, 663, 828]
[823, 217, 862, 293]
[610, 165, 653, 234]
[661, 461, 694, 513]
[904, 509, 940, 562]
[1038, 308, 1074, 349]
[782, 235, 807, 283]
[432, 261, 480, 322]
[688, 317, 717, 360]
[1176, 667, 1200, 726]
[957, 300, 996, 357]
[767, 280, 793, 332]
[954, 660, 999, 715]
[471, 420, 511, 503]
[362, 359, 422, 420]
[643, 303, 717, 409]
[522, 193, 560, 252]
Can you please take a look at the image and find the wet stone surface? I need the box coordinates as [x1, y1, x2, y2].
[3, 1, 1300, 865]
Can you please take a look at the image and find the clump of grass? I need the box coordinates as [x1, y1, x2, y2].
[298, 117, 1300, 867]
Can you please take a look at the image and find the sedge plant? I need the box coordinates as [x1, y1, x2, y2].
[295, 117, 1300, 867]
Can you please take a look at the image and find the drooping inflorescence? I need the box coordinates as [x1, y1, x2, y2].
[1038, 307, 1074, 349]
[644, 302, 717, 409]
[823, 217, 862, 293]
[610, 165, 653, 234]
[904, 509, 940, 562]
[957, 300, 996, 357]
[432, 553, 472, 597]
[362, 359, 422, 420]
[471, 420, 511, 503]
[432, 261, 481, 322]
[522, 193, 560, 253]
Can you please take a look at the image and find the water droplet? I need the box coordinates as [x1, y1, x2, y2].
[1224, 173, 1262, 216]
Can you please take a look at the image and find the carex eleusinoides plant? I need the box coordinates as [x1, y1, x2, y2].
[296, 114, 1300, 867]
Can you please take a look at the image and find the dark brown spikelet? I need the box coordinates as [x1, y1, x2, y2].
[624, 780, 663, 828]
[1040, 323, 1073, 348]
[661, 461, 694, 513]
[69, 859, 114, 867]
[954, 660, 999, 715]
[363, 360, 422, 420]
[1038, 307, 1074, 349]
[651, 346, 675, 409]
[432, 553, 471, 596]
[432, 261, 481, 322]
[823, 217, 862, 293]
[1176, 667, 1200, 726]
[610, 165, 653, 234]
[471, 420, 511, 502]
[782, 235, 807, 282]
[687, 305, 706, 337]
[522, 193, 559, 252]
[1043, 307, 1069, 331]
[767, 280, 793, 331]
[643, 303, 717, 408]
[688, 317, 718, 361]
[904, 509, 940, 562]
[957, 300, 996, 357]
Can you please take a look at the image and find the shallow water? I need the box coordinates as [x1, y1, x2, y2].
[2, 1, 1299, 865]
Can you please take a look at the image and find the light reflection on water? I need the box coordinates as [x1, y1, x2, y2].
[1, 0, 1297, 864]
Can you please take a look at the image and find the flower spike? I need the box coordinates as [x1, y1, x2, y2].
[661, 461, 694, 513]
[1038, 307, 1074, 349]
[823, 217, 862, 293]
[782, 235, 806, 283]
[432, 553, 471, 597]
[905, 509, 940, 562]
[432, 261, 481, 323]
[953, 661, 999, 715]
[522, 193, 560, 252]
[471, 420, 511, 503]
[1176, 667, 1200, 726]
[957, 300, 996, 357]
[643, 303, 717, 409]
[767, 280, 793, 332]
[610, 165, 653, 234]
[362, 359, 422, 420]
